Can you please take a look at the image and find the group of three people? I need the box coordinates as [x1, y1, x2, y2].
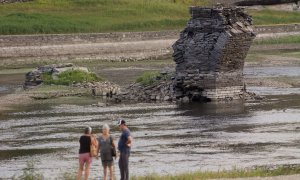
[77, 119, 132, 180]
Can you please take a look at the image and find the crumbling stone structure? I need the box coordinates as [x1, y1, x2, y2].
[172, 7, 255, 101]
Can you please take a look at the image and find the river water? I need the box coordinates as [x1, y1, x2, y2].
[0, 66, 299, 179]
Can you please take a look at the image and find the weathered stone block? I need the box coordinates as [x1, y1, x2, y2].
[172, 6, 255, 101]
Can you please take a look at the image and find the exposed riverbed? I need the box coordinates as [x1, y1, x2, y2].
[0, 64, 299, 179]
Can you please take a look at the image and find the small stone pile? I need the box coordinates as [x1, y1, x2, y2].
[24, 63, 80, 88]
[73, 81, 120, 97]
[116, 72, 176, 102]
[0, 0, 31, 3]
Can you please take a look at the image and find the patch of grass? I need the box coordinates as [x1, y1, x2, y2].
[12, 161, 43, 180]
[42, 69, 101, 86]
[132, 166, 300, 180]
[136, 70, 173, 86]
[1, 1, 300, 34]
[59, 171, 77, 180]
[0, 0, 210, 35]
[250, 9, 300, 25]
[254, 35, 300, 45]
[136, 71, 161, 86]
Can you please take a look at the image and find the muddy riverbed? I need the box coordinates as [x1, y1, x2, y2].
[0, 64, 299, 179]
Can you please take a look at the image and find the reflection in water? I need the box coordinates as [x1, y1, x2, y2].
[0, 74, 24, 96]
[0, 95, 300, 179]
[0, 85, 9, 95]
[178, 101, 246, 115]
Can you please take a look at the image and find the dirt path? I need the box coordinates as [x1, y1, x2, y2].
[0, 31, 300, 67]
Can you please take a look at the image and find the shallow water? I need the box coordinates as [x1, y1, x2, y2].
[0, 94, 300, 179]
[244, 66, 300, 78]
[0, 74, 24, 96]
[0, 85, 8, 94]
[0, 66, 299, 179]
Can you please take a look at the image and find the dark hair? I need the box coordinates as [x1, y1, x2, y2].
[84, 127, 92, 134]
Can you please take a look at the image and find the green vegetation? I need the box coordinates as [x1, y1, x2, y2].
[132, 166, 300, 180]
[42, 69, 101, 85]
[12, 161, 78, 180]
[254, 35, 300, 45]
[136, 71, 161, 86]
[250, 9, 300, 25]
[0, 0, 209, 35]
[0, 0, 300, 34]
[12, 161, 43, 180]
[136, 70, 173, 86]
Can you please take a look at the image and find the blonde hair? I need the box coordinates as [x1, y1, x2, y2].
[102, 124, 110, 131]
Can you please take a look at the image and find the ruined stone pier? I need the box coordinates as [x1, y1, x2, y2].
[172, 6, 256, 101]
[118, 6, 257, 103]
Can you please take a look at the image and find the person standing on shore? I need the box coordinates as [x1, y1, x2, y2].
[77, 127, 92, 180]
[117, 119, 132, 180]
[97, 124, 116, 180]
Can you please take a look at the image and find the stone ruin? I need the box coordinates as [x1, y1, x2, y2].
[172, 6, 255, 102]
[118, 6, 257, 103]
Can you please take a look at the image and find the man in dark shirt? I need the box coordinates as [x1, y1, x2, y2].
[117, 119, 132, 180]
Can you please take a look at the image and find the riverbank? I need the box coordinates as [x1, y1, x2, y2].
[0, 50, 299, 113]
[1, 25, 300, 67]
[132, 165, 300, 180]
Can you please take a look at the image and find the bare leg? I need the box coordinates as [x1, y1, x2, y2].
[109, 165, 113, 180]
[84, 163, 90, 180]
[103, 166, 108, 180]
[77, 163, 84, 180]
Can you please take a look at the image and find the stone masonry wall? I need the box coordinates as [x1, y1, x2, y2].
[172, 7, 255, 101]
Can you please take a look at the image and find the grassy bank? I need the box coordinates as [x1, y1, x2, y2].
[0, 0, 300, 34]
[132, 166, 300, 180]
[0, 0, 208, 35]
[249, 9, 300, 25]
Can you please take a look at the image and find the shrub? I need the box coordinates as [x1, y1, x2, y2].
[42, 69, 101, 86]
[136, 71, 173, 86]
[136, 71, 161, 86]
